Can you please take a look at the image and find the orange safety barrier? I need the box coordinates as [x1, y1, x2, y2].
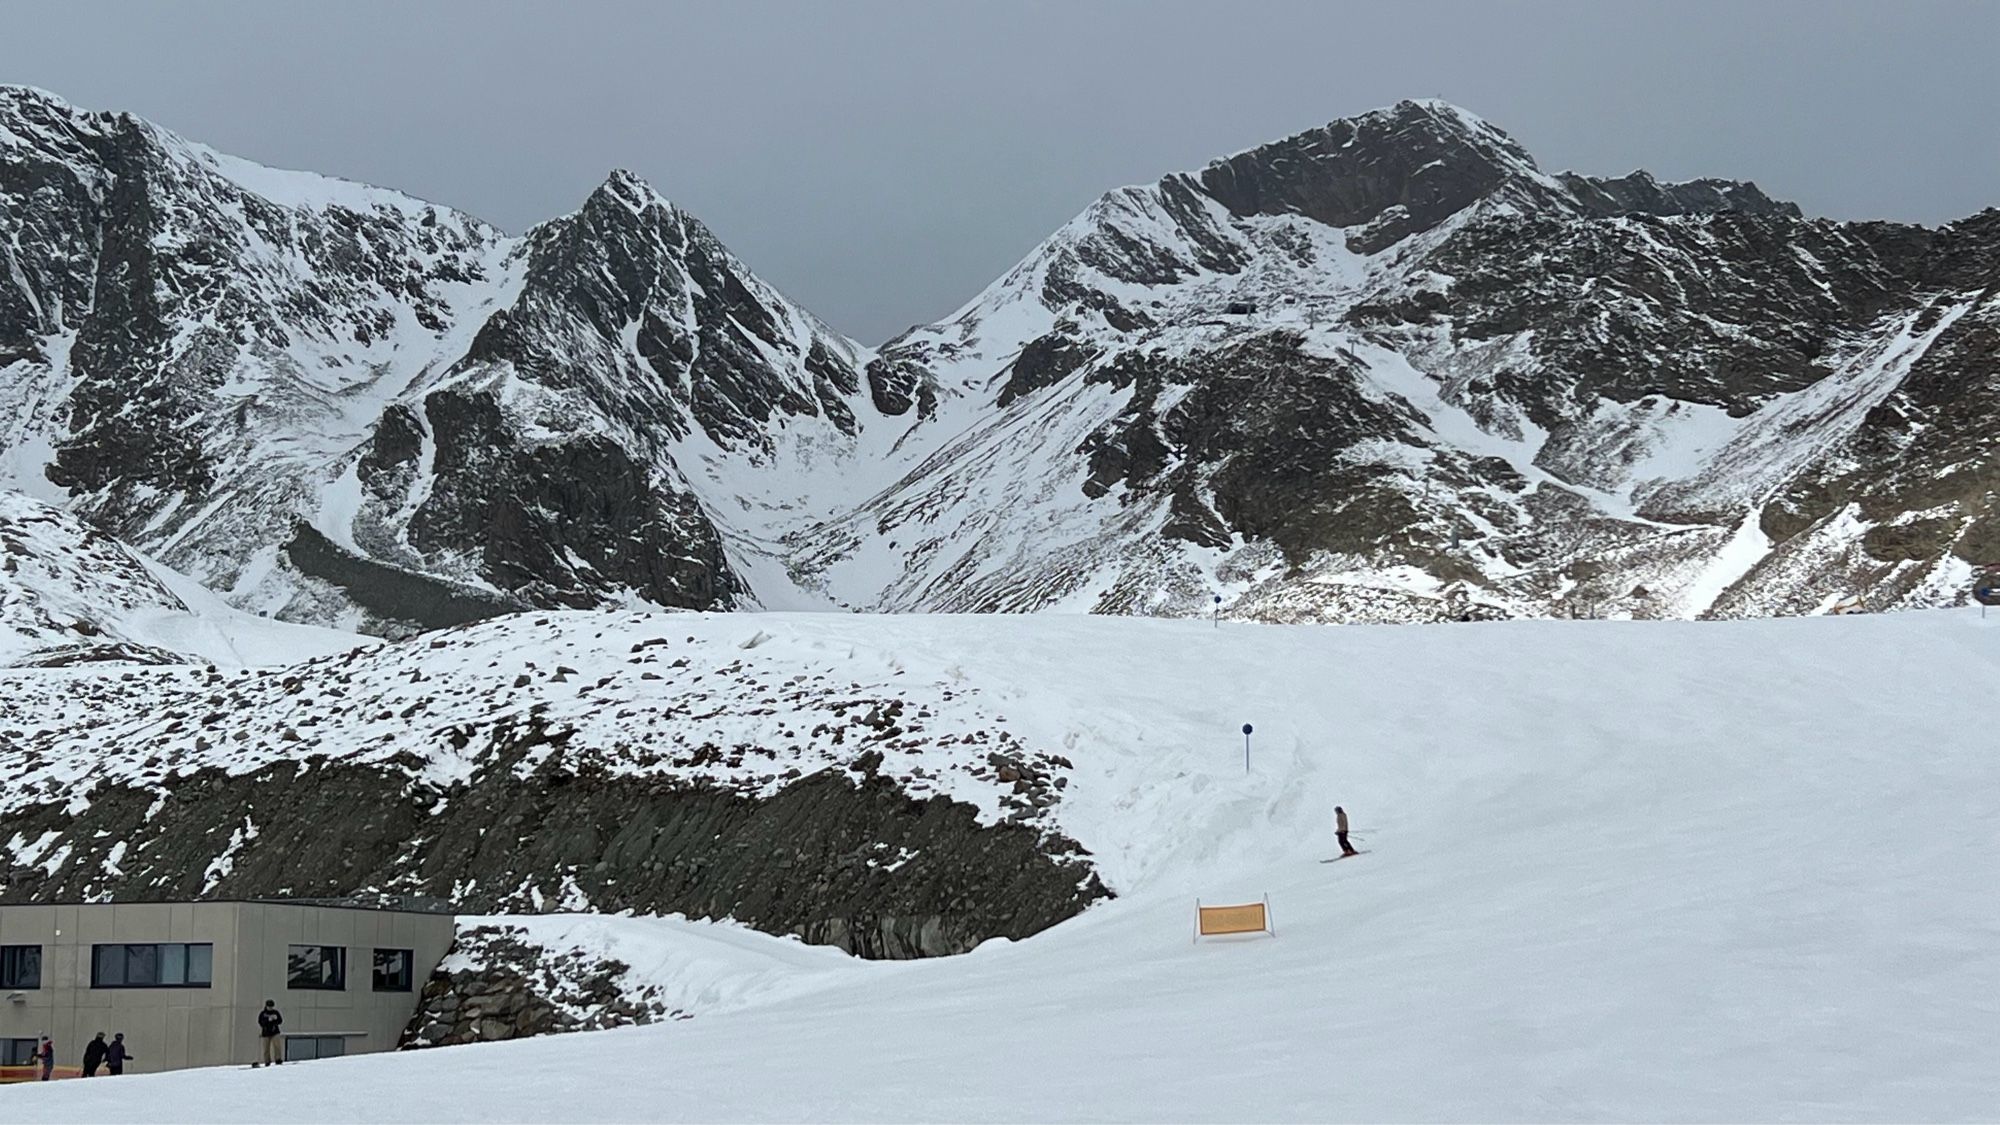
[1194, 895, 1274, 941]
[0, 1064, 85, 1083]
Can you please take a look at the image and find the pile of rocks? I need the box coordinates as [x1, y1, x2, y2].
[401, 926, 687, 1048]
[980, 751, 1072, 825]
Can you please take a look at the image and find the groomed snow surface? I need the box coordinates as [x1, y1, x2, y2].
[12, 609, 2000, 1122]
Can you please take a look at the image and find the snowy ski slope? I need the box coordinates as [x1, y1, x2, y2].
[10, 608, 2000, 1121]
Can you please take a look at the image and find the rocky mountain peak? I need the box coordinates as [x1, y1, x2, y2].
[0, 83, 90, 131]
[1190, 99, 1809, 253]
[818, 98, 2000, 628]
[582, 166, 673, 221]
[0, 88, 882, 635]
[1196, 98, 1568, 252]
[1560, 168, 1803, 219]
[0, 84, 123, 190]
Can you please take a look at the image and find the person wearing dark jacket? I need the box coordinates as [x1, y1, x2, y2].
[81, 1032, 108, 1077]
[255, 1000, 284, 1067]
[105, 1033, 132, 1075]
[35, 1035, 53, 1081]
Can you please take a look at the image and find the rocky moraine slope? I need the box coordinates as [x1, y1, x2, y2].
[0, 609, 1104, 959]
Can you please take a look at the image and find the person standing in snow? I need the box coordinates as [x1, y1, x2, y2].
[81, 1032, 107, 1077]
[255, 1000, 284, 1067]
[35, 1035, 53, 1081]
[105, 1033, 132, 1075]
[1335, 806, 1358, 857]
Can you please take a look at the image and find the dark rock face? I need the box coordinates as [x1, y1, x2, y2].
[358, 387, 743, 613]
[0, 610, 1112, 957]
[0, 733, 1106, 960]
[1081, 336, 1435, 562]
[1907, 208, 2000, 290]
[1412, 209, 1910, 422]
[0, 94, 104, 366]
[44, 117, 224, 520]
[864, 354, 936, 418]
[1561, 171, 1803, 220]
[1000, 330, 1099, 407]
[283, 523, 526, 633]
[1199, 100, 1564, 253]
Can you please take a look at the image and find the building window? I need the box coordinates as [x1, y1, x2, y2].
[3, 1038, 39, 1066]
[91, 943, 213, 988]
[0, 945, 39, 989]
[284, 1035, 350, 1062]
[287, 944, 346, 990]
[372, 948, 413, 992]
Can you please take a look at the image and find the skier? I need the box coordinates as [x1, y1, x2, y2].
[81, 1032, 107, 1077]
[105, 1033, 132, 1076]
[255, 1000, 284, 1067]
[1335, 805, 1358, 857]
[35, 1035, 53, 1081]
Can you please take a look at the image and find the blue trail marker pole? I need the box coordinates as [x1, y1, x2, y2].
[1973, 564, 2000, 618]
[1213, 594, 1222, 628]
[1242, 723, 1253, 774]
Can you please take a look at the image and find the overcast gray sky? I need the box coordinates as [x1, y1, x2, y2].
[4, 0, 1995, 344]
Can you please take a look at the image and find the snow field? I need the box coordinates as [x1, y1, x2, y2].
[445, 912, 866, 1017]
[0, 492, 364, 668]
[11, 608, 2000, 1121]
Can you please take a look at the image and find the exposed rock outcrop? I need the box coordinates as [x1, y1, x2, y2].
[0, 755, 1101, 958]
[401, 926, 688, 1048]
[0, 613, 1108, 959]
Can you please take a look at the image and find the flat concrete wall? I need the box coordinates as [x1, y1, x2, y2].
[0, 902, 453, 1074]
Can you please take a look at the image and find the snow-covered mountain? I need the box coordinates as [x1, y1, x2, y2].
[0, 87, 875, 634]
[802, 100, 2000, 621]
[3, 88, 1996, 628]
